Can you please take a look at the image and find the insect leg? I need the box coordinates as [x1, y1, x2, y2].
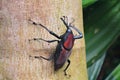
[70, 26, 83, 39]
[29, 19, 61, 39]
[29, 54, 54, 61]
[35, 54, 54, 61]
[29, 38, 58, 61]
[60, 16, 69, 29]
[64, 59, 70, 76]
[29, 38, 59, 43]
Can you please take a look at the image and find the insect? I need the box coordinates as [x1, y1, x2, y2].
[29, 16, 83, 76]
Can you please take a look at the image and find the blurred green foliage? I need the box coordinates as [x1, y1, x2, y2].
[82, 0, 120, 80]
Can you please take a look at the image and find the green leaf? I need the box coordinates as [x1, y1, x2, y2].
[84, 0, 120, 67]
[88, 53, 106, 80]
[105, 64, 120, 80]
[82, 0, 98, 8]
[83, 0, 120, 79]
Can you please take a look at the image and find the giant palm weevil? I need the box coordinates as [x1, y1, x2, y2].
[29, 16, 83, 76]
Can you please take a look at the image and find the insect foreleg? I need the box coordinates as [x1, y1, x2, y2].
[70, 26, 83, 39]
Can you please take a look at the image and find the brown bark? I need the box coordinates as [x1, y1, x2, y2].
[0, 0, 88, 80]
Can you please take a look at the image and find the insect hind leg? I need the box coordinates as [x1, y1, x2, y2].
[64, 59, 71, 77]
[35, 55, 53, 61]
[29, 54, 54, 61]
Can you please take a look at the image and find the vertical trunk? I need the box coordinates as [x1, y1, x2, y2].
[0, 0, 88, 80]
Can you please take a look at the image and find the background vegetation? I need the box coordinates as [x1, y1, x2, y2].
[82, 0, 120, 80]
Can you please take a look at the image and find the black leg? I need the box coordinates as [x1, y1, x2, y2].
[35, 55, 53, 61]
[29, 38, 59, 43]
[64, 59, 70, 76]
[29, 53, 54, 61]
[60, 16, 69, 29]
[29, 19, 61, 39]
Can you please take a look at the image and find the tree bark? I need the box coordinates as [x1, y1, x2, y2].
[0, 0, 88, 80]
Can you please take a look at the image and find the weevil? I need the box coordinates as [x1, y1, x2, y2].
[29, 16, 83, 76]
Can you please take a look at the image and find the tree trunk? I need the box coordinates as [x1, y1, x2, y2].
[0, 0, 88, 80]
